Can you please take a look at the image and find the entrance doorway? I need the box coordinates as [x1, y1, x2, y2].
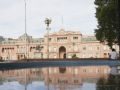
[59, 46, 66, 59]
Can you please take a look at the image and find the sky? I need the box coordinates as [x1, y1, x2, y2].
[0, 81, 96, 90]
[0, 0, 98, 38]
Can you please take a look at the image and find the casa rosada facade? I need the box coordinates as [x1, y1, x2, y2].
[0, 29, 119, 60]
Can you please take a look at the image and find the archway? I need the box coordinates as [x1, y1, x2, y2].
[59, 46, 66, 59]
[59, 67, 66, 73]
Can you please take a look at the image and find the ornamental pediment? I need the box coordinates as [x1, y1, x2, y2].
[51, 28, 66, 35]
[48, 29, 81, 36]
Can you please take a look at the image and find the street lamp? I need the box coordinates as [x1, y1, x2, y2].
[44, 18, 52, 59]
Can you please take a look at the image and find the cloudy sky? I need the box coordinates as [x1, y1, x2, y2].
[0, 0, 97, 38]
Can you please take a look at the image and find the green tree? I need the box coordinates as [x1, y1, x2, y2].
[72, 54, 78, 59]
[36, 45, 43, 52]
[96, 78, 106, 90]
[94, 0, 119, 49]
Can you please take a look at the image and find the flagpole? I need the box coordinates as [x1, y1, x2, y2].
[24, 0, 27, 59]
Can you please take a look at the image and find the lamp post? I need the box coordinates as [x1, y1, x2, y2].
[44, 18, 51, 90]
[45, 18, 52, 59]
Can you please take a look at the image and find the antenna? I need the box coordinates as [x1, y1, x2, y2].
[62, 16, 64, 27]
[61, 16, 65, 29]
[62, 16, 63, 25]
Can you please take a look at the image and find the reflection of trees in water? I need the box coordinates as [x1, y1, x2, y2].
[96, 74, 120, 90]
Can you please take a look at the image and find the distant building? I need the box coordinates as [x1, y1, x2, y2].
[0, 29, 119, 60]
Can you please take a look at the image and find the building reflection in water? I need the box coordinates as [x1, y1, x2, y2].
[0, 68, 43, 90]
[0, 65, 119, 90]
[43, 66, 111, 90]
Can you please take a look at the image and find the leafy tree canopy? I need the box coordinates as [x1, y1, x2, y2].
[94, 0, 118, 49]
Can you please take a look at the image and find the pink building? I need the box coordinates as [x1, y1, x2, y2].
[0, 29, 118, 60]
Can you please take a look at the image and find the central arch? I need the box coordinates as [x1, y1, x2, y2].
[59, 46, 66, 59]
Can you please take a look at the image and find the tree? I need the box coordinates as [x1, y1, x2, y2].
[94, 0, 119, 49]
[96, 74, 120, 90]
[36, 45, 43, 52]
[72, 54, 78, 59]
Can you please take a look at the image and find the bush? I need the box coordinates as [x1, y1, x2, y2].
[72, 54, 78, 59]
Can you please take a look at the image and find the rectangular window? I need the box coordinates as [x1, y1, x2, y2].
[73, 37, 78, 39]
[57, 37, 67, 42]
